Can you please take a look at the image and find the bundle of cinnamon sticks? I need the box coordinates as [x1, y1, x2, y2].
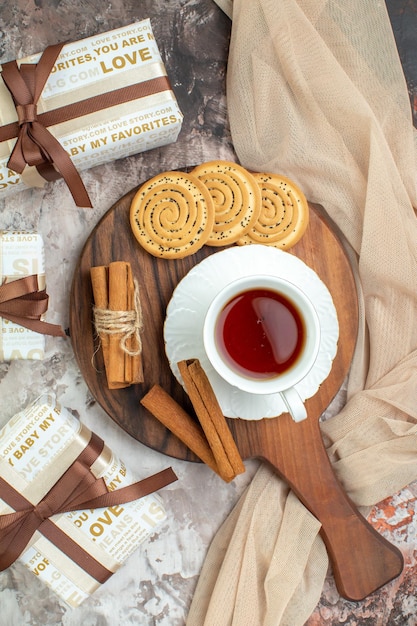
[141, 358, 245, 482]
[90, 261, 144, 389]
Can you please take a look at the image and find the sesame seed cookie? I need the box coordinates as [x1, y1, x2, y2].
[130, 171, 214, 259]
[191, 160, 261, 246]
[238, 172, 309, 249]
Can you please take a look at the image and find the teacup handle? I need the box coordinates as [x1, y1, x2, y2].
[280, 387, 307, 422]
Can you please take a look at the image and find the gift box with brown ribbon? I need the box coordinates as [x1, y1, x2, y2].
[0, 19, 183, 207]
[0, 394, 177, 607]
[0, 231, 65, 360]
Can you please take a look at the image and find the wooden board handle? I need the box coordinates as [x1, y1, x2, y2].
[318, 493, 404, 601]
[259, 416, 404, 601]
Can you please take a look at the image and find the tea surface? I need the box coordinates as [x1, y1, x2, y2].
[215, 288, 305, 379]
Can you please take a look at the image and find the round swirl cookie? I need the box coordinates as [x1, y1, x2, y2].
[238, 172, 309, 249]
[191, 160, 261, 246]
[130, 171, 215, 259]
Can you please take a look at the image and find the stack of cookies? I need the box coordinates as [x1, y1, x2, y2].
[129, 160, 309, 259]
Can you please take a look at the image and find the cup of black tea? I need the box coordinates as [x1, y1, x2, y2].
[203, 274, 321, 422]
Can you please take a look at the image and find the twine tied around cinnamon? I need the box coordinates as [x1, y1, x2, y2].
[93, 278, 143, 357]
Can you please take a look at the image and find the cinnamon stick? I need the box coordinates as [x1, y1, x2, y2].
[178, 359, 245, 481]
[90, 261, 144, 389]
[90, 265, 126, 389]
[140, 384, 220, 476]
[108, 261, 129, 386]
[126, 263, 144, 384]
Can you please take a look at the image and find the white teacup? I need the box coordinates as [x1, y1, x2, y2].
[203, 274, 321, 422]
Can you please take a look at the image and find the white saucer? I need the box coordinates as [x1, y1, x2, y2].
[164, 245, 339, 420]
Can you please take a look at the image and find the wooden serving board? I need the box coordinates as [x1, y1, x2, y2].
[70, 185, 403, 602]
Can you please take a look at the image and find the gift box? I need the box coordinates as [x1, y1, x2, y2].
[0, 19, 183, 206]
[0, 394, 177, 607]
[0, 231, 49, 360]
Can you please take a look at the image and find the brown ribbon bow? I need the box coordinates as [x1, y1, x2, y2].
[0, 431, 177, 580]
[1, 44, 92, 208]
[0, 41, 174, 208]
[0, 274, 65, 337]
